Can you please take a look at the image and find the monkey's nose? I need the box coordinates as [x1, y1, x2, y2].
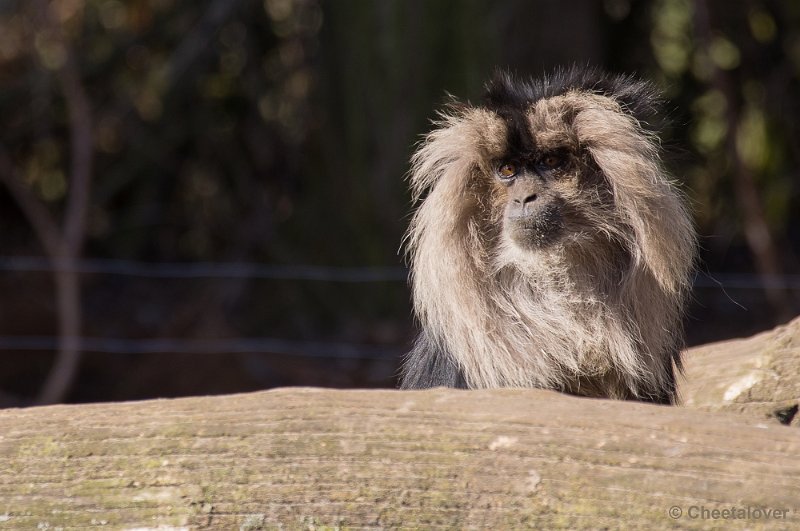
[510, 193, 540, 217]
[507, 192, 547, 220]
[515, 194, 538, 205]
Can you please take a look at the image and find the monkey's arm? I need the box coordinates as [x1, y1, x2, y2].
[400, 332, 468, 389]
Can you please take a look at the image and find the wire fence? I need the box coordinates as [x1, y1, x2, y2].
[0, 255, 799, 287]
[0, 336, 402, 359]
[0, 255, 797, 358]
[0, 256, 410, 359]
[0, 256, 409, 282]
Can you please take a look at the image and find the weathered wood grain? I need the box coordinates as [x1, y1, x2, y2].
[0, 385, 798, 530]
[680, 315, 800, 425]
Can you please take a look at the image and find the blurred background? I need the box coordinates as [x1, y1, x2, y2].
[0, 0, 798, 406]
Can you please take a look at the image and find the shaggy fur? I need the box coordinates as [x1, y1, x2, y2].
[400, 67, 696, 404]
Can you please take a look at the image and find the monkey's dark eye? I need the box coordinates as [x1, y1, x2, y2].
[540, 154, 563, 169]
[497, 162, 518, 179]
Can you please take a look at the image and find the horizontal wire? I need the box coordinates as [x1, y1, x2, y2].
[0, 256, 409, 282]
[0, 263, 795, 356]
[0, 335, 404, 359]
[1, 256, 799, 289]
[1, 256, 799, 290]
[692, 273, 800, 290]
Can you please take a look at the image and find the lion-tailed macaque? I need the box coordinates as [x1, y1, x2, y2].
[400, 67, 696, 404]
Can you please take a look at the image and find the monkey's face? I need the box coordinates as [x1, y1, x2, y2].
[480, 98, 604, 254]
[493, 152, 570, 249]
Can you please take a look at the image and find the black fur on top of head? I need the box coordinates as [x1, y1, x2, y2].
[483, 65, 662, 130]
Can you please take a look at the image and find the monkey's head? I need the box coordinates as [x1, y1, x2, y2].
[404, 67, 695, 401]
[408, 67, 692, 294]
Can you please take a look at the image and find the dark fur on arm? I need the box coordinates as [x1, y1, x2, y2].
[399, 332, 467, 389]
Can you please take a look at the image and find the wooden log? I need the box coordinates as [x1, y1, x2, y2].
[0, 385, 798, 529]
[680, 315, 800, 425]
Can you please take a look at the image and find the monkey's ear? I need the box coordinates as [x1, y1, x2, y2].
[574, 103, 695, 294]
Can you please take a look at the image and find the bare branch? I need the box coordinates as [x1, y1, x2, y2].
[36, 269, 83, 405]
[27, 0, 94, 404]
[58, 56, 93, 255]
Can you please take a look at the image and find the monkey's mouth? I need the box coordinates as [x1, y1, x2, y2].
[505, 203, 564, 248]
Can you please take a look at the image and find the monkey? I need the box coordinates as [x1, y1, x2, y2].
[399, 67, 696, 404]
